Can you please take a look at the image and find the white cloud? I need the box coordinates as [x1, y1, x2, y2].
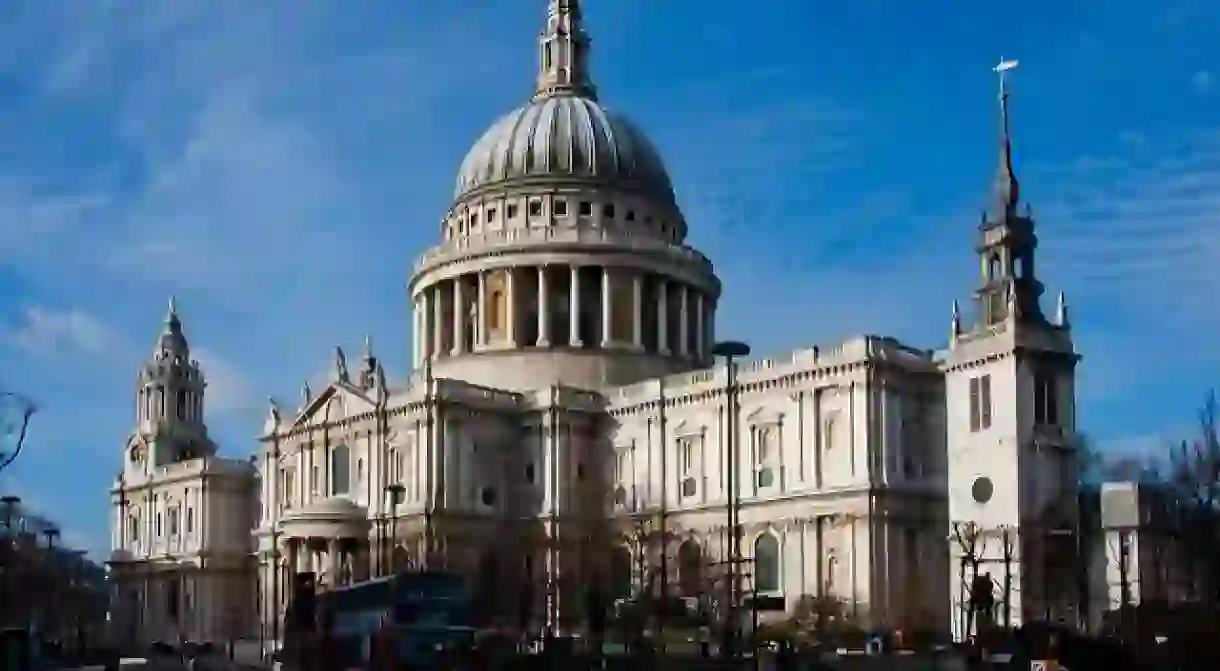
[1193, 70, 1212, 96]
[6, 306, 113, 355]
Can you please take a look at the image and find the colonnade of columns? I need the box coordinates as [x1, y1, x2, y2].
[277, 536, 367, 589]
[411, 265, 714, 369]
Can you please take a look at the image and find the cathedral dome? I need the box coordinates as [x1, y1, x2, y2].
[453, 94, 675, 204]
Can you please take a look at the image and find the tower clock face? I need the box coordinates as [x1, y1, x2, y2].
[971, 476, 994, 504]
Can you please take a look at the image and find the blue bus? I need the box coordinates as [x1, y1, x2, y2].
[317, 571, 478, 666]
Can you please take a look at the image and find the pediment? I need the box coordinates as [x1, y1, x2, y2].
[745, 405, 784, 426]
[292, 382, 377, 428]
[671, 418, 705, 437]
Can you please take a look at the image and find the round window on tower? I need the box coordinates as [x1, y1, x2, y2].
[971, 476, 994, 504]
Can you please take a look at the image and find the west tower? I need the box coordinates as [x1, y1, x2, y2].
[941, 61, 1080, 636]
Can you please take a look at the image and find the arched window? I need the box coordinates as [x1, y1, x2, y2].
[754, 533, 780, 594]
[331, 444, 350, 495]
[678, 540, 703, 597]
[610, 547, 633, 598]
[987, 253, 1002, 281]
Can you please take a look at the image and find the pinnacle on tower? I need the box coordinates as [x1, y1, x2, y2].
[534, 0, 597, 101]
[1056, 292, 1070, 329]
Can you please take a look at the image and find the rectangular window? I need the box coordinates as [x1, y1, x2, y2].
[186, 507, 194, 533]
[678, 438, 695, 476]
[756, 426, 775, 465]
[579, 201, 593, 216]
[1034, 371, 1059, 426]
[554, 199, 568, 216]
[528, 200, 543, 217]
[981, 375, 992, 429]
[168, 508, 179, 536]
[969, 375, 992, 432]
[156, 513, 162, 537]
[821, 416, 836, 452]
[614, 450, 628, 483]
[506, 203, 519, 219]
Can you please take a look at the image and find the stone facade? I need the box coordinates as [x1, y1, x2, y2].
[108, 302, 258, 648]
[98, 0, 1102, 647]
[248, 0, 1083, 642]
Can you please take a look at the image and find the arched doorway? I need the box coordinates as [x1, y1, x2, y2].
[678, 540, 703, 597]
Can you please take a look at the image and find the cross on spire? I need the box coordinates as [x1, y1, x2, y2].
[991, 58, 1021, 217]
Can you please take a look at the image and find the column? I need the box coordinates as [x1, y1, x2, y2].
[537, 266, 550, 346]
[694, 291, 705, 363]
[327, 539, 338, 585]
[452, 276, 465, 355]
[657, 280, 670, 355]
[631, 273, 643, 350]
[601, 266, 613, 347]
[678, 284, 690, 358]
[569, 265, 582, 347]
[477, 271, 488, 349]
[431, 285, 444, 359]
[411, 298, 420, 368]
[420, 290, 431, 362]
[506, 268, 517, 347]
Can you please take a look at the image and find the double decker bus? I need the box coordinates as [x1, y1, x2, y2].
[283, 570, 477, 668]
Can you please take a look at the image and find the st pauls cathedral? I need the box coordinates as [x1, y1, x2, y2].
[108, 0, 1107, 649]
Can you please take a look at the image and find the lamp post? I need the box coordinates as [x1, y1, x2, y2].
[1, 495, 20, 628]
[41, 526, 59, 636]
[385, 484, 404, 574]
[269, 527, 282, 661]
[712, 340, 750, 658]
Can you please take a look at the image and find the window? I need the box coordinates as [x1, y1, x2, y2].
[756, 425, 777, 488]
[969, 375, 993, 432]
[625, 210, 636, 222]
[507, 203, 519, 219]
[678, 437, 697, 497]
[988, 254, 1002, 280]
[470, 212, 479, 227]
[156, 513, 162, 537]
[487, 207, 497, 222]
[528, 200, 543, 217]
[679, 437, 695, 476]
[283, 468, 296, 505]
[579, 201, 592, 216]
[129, 516, 139, 542]
[614, 450, 629, 483]
[554, 199, 568, 216]
[311, 465, 319, 494]
[603, 203, 616, 219]
[480, 487, 497, 507]
[490, 290, 503, 329]
[525, 463, 535, 483]
[1033, 370, 1059, 426]
[186, 507, 194, 533]
[331, 443, 351, 495]
[168, 507, 179, 536]
[821, 416, 836, 452]
[356, 458, 364, 485]
[176, 389, 187, 419]
[754, 533, 780, 593]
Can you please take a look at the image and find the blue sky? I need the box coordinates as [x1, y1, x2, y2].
[0, 0, 1217, 558]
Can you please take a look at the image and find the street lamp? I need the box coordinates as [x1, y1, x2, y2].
[384, 484, 405, 574]
[711, 340, 750, 658]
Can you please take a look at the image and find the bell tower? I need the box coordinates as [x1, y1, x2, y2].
[942, 60, 1080, 636]
[133, 297, 216, 467]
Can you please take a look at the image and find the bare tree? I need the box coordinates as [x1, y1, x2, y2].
[0, 391, 37, 475]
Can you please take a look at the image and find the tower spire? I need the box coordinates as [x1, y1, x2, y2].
[991, 58, 1021, 218]
[533, 0, 597, 101]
